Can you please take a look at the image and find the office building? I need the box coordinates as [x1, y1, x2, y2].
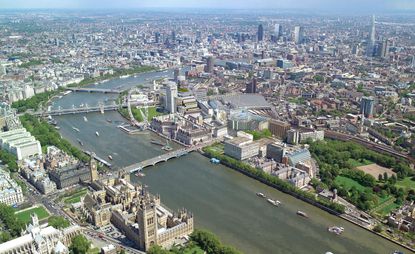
[268, 120, 291, 140]
[276, 59, 293, 69]
[0, 128, 42, 160]
[0, 167, 24, 206]
[257, 24, 264, 42]
[205, 55, 215, 73]
[377, 39, 389, 58]
[360, 96, 375, 118]
[294, 26, 304, 44]
[49, 164, 92, 189]
[224, 137, 259, 161]
[165, 82, 178, 114]
[245, 78, 257, 93]
[274, 24, 282, 41]
[367, 15, 376, 57]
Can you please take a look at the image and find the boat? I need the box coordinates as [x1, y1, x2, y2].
[296, 211, 309, 218]
[210, 158, 220, 164]
[120, 75, 129, 79]
[106, 119, 112, 123]
[328, 226, 344, 235]
[62, 91, 72, 96]
[135, 172, 145, 177]
[83, 116, 88, 122]
[54, 126, 60, 130]
[150, 139, 164, 146]
[391, 251, 404, 254]
[95, 131, 100, 137]
[72, 126, 80, 132]
[266, 198, 280, 206]
[77, 139, 84, 146]
[256, 192, 266, 198]
[108, 155, 113, 160]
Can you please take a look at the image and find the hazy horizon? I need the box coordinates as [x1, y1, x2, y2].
[2, 0, 415, 13]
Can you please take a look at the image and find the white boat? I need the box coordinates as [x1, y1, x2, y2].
[83, 116, 88, 122]
[256, 192, 266, 198]
[297, 211, 309, 218]
[328, 226, 344, 235]
[95, 131, 100, 136]
[266, 198, 281, 206]
[72, 126, 80, 132]
[108, 155, 113, 160]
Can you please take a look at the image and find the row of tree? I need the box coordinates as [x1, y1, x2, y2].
[20, 114, 89, 162]
[147, 229, 241, 254]
[203, 145, 345, 214]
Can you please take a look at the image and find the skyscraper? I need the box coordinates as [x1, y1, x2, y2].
[205, 56, 215, 73]
[377, 39, 389, 58]
[246, 78, 257, 93]
[165, 82, 178, 114]
[257, 24, 264, 42]
[274, 24, 281, 40]
[360, 96, 375, 118]
[367, 15, 376, 57]
[294, 26, 304, 44]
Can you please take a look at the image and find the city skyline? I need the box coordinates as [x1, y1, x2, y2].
[1, 0, 415, 12]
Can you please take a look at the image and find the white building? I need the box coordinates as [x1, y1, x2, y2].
[0, 128, 42, 160]
[0, 167, 24, 206]
[224, 137, 259, 161]
[165, 82, 178, 114]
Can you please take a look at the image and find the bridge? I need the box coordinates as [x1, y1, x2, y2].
[66, 87, 126, 94]
[123, 142, 209, 173]
[33, 104, 124, 116]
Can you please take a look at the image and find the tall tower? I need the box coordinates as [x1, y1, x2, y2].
[137, 204, 158, 251]
[205, 56, 215, 73]
[367, 15, 376, 57]
[90, 154, 98, 182]
[257, 24, 264, 42]
[274, 24, 281, 41]
[294, 26, 304, 44]
[165, 82, 177, 114]
[360, 96, 375, 118]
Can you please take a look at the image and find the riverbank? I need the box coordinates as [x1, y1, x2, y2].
[11, 65, 158, 113]
[201, 146, 415, 253]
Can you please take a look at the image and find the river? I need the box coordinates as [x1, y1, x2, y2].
[52, 72, 405, 254]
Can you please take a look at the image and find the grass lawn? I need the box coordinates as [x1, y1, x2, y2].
[396, 177, 415, 191]
[183, 246, 205, 254]
[335, 176, 367, 192]
[87, 247, 100, 254]
[377, 202, 400, 217]
[63, 189, 88, 204]
[347, 158, 373, 168]
[15, 206, 49, 224]
[207, 143, 224, 153]
[132, 106, 164, 122]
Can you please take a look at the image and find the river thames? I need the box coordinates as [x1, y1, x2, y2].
[52, 71, 404, 254]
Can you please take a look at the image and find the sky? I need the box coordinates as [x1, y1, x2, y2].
[1, 0, 415, 12]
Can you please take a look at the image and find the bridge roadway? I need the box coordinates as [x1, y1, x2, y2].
[32, 104, 124, 116]
[66, 87, 126, 94]
[123, 142, 209, 173]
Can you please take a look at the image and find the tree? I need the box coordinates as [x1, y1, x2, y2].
[383, 172, 388, 181]
[48, 215, 70, 229]
[69, 235, 90, 254]
[378, 174, 383, 182]
[373, 224, 383, 233]
[147, 245, 170, 254]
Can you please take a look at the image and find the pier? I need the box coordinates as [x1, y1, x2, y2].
[83, 150, 112, 168]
